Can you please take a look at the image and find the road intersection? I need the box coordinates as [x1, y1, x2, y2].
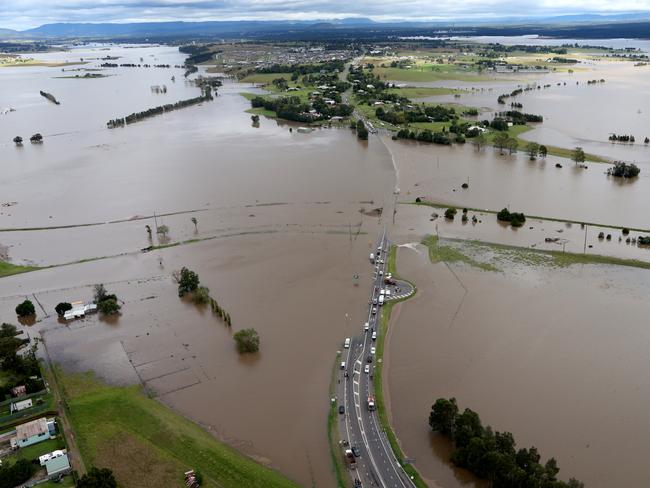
[335, 229, 415, 488]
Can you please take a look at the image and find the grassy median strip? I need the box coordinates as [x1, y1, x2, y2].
[328, 352, 347, 488]
[57, 368, 299, 488]
[372, 246, 427, 488]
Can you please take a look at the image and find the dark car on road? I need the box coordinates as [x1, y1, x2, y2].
[339, 405, 345, 414]
[352, 446, 361, 457]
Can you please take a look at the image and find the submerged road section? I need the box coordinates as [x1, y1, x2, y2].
[335, 229, 415, 488]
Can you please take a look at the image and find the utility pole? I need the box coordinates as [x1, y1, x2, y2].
[583, 224, 588, 254]
[153, 211, 159, 234]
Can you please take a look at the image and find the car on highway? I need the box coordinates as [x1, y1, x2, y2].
[352, 446, 361, 457]
[339, 405, 345, 414]
[364, 364, 370, 374]
[370, 346, 376, 355]
[340, 361, 346, 369]
[367, 355, 373, 363]
[372, 307, 377, 315]
[344, 337, 351, 348]
[371, 331, 377, 341]
[364, 322, 369, 331]
[372, 297, 377, 305]
[379, 270, 383, 276]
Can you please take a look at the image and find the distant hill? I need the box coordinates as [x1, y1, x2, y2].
[1, 15, 650, 41]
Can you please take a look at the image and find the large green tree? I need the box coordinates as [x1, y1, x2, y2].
[429, 397, 459, 436]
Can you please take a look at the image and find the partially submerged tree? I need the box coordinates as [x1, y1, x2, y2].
[192, 285, 210, 305]
[526, 142, 540, 160]
[472, 133, 487, 151]
[55, 302, 73, 316]
[572, 146, 586, 166]
[15, 300, 35, 318]
[233, 328, 260, 353]
[94, 284, 120, 315]
[176, 267, 200, 296]
[97, 298, 120, 315]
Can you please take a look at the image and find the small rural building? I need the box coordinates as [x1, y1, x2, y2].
[45, 453, 71, 477]
[11, 417, 55, 448]
[63, 301, 97, 321]
[10, 385, 26, 397]
[10, 398, 32, 414]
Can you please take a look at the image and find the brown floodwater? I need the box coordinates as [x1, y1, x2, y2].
[0, 44, 396, 487]
[386, 136, 650, 231]
[393, 204, 650, 262]
[385, 244, 650, 487]
[3, 39, 650, 488]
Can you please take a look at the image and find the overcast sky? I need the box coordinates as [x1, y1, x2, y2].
[2, 0, 650, 30]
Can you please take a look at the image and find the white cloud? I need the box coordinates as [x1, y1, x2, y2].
[1, 0, 650, 29]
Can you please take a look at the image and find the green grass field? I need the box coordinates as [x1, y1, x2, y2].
[373, 65, 494, 83]
[386, 87, 459, 98]
[58, 369, 299, 488]
[240, 72, 293, 83]
[0, 260, 38, 278]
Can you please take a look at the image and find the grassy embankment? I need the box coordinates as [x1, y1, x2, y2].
[371, 246, 427, 488]
[421, 233, 650, 271]
[484, 125, 608, 163]
[413, 200, 650, 234]
[385, 87, 460, 98]
[327, 352, 347, 488]
[56, 368, 299, 488]
[0, 261, 39, 278]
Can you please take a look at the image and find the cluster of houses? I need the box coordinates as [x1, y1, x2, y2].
[216, 44, 354, 72]
[1, 383, 72, 483]
[2, 416, 72, 479]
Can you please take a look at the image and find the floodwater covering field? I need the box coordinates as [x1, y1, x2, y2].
[2, 37, 650, 488]
[385, 244, 650, 488]
[0, 44, 396, 487]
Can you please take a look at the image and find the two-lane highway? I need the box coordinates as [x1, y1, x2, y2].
[336, 229, 416, 488]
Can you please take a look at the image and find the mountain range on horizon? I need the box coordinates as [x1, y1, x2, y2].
[1, 12, 650, 40]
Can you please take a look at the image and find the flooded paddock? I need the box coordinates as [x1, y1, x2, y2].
[385, 244, 650, 488]
[0, 230, 386, 487]
[387, 137, 650, 230]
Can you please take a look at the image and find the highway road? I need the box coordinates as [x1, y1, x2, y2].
[335, 228, 416, 488]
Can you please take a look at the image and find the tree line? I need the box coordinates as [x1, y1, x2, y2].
[429, 398, 583, 488]
[107, 87, 214, 128]
[250, 95, 352, 122]
[175, 267, 261, 353]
